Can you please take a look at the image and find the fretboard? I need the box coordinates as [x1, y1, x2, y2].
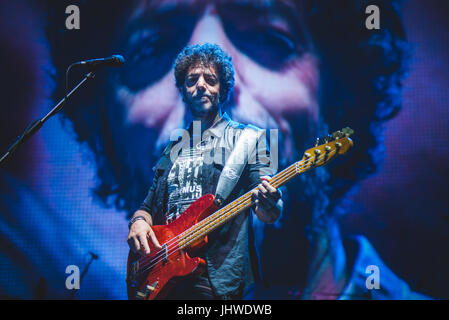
[177, 155, 320, 249]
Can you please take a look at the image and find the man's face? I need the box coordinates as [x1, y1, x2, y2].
[114, 0, 319, 162]
[183, 63, 221, 118]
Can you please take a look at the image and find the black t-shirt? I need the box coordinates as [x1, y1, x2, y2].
[165, 133, 212, 223]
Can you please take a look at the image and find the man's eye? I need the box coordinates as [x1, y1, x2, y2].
[117, 12, 198, 92]
[119, 30, 182, 91]
[186, 77, 198, 87]
[205, 76, 217, 86]
[129, 43, 157, 65]
[223, 25, 300, 70]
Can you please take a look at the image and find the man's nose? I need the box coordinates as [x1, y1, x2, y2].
[196, 76, 206, 92]
[188, 5, 242, 99]
[189, 5, 231, 52]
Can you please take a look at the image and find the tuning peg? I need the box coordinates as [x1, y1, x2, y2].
[315, 138, 320, 147]
[323, 134, 333, 143]
[332, 130, 347, 139]
[341, 127, 354, 136]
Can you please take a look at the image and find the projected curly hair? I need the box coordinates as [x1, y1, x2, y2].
[303, 0, 410, 219]
[45, 0, 410, 219]
[174, 43, 235, 105]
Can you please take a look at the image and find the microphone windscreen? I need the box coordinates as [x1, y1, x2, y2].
[112, 55, 125, 65]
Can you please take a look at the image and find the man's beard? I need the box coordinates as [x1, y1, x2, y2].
[186, 94, 220, 119]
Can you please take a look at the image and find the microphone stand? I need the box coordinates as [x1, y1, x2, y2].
[0, 70, 96, 165]
[68, 251, 99, 300]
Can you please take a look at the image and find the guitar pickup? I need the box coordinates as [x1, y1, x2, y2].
[162, 244, 168, 265]
[130, 261, 139, 283]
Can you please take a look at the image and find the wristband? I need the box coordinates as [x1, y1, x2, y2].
[128, 216, 147, 229]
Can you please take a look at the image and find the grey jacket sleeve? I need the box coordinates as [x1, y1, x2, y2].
[138, 168, 161, 222]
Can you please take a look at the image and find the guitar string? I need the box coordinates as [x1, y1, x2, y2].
[134, 149, 338, 276]
[135, 135, 350, 269]
[134, 164, 297, 275]
[135, 171, 290, 277]
[134, 158, 297, 267]
[135, 153, 335, 279]
[134, 148, 337, 274]
[135, 149, 336, 275]
[134, 151, 311, 270]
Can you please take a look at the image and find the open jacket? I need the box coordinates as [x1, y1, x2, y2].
[139, 112, 276, 299]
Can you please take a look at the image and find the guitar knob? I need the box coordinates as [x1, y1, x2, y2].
[146, 281, 158, 292]
[135, 290, 148, 300]
[135, 281, 158, 300]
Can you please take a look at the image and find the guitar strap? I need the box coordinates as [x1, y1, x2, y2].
[214, 124, 261, 206]
[213, 124, 266, 286]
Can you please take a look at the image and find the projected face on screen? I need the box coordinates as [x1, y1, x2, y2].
[112, 0, 319, 164]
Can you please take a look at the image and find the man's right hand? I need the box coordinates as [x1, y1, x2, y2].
[127, 219, 162, 256]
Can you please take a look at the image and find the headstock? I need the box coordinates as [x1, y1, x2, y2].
[299, 127, 354, 169]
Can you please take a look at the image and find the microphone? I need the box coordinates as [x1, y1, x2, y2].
[88, 251, 99, 260]
[72, 55, 125, 69]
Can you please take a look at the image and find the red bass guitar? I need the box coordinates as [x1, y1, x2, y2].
[126, 128, 354, 299]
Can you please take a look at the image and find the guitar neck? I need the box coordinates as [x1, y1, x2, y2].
[178, 158, 312, 249]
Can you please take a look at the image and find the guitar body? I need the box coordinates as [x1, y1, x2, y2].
[126, 194, 219, 300]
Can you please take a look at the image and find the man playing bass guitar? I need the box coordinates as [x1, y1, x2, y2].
[126, 43, 283, 300]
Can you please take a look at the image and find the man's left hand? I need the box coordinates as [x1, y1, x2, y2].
[251, 176, 282, 224]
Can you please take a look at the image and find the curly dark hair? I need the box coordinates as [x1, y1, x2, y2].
[44, 0, 410, 219]
[173, 43, 235, 105]
[302, 0, 411, 220]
